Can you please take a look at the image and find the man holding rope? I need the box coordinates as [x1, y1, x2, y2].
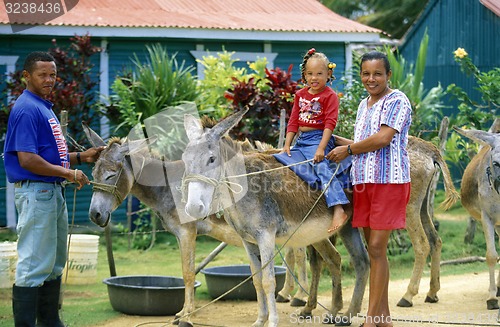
[4, 51, 103, 326]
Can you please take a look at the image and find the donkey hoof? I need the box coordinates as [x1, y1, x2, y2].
[276, 294, 290, 303]
[487, 299, 499, 310]
[425, 295, 439, 303]
[290, 297, 307, 307]
[397, 298, 413, 307]
[178, 322, 193, 327]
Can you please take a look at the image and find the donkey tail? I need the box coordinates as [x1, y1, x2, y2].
[432, 145, 460, 210]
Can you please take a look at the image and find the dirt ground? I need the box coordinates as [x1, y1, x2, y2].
[96, 270, 500, 327]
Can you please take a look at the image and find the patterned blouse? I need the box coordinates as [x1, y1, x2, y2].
[351, 89, 412, 185]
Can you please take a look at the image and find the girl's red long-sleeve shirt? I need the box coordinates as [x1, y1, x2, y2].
[287, 86, 339, 133]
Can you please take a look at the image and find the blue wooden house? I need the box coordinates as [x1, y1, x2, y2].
[398, 0, 499, 116]
[0, 0, 381, 228]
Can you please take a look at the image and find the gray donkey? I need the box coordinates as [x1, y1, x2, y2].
[181, 110, 458, 327]
[84, 124, 366, 327]
[454, 124, 500, 310]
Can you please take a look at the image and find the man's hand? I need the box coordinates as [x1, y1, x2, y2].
[81, 146, 106, 163]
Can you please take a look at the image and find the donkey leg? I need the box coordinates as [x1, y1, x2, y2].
[277, 247, 295, 303]
[300, 245, 322, 318]
[257, 235, 280, 327]
[242, 241, 269, 327]
[173, 226, 198, 327]
[421, 196, 442, 303]
[335, 222, 369, 325]
[312, 239, 343, 317]
[495, 227, 500, 297]
[482, 217, 500, 310]
[397, 203, 430, 308]
[290, 247, 308, 306]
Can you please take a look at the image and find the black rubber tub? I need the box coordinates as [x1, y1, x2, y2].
[200, 265, 287, 301]
[102, 275, 201, 316]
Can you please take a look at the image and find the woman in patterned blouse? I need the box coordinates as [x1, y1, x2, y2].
[327, 51, 412, 327]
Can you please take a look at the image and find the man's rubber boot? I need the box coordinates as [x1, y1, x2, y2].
[36, 278, 65, 327]
[12, 284, 38, 327]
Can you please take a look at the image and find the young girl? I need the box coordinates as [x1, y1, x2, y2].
[275, 48, 349, 233]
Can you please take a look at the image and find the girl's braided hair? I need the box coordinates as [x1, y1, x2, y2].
[300, 48, 336, 83]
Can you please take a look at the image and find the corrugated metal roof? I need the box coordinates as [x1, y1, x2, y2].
[480, 0, 500, 16]
[0, 0, 380, 33]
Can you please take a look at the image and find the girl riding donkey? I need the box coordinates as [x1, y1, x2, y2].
[275, 48, 350, 233]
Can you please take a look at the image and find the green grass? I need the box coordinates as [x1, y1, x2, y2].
[0, 194, 489, 326]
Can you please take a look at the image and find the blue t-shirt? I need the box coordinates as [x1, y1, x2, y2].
[4, 90, 70, 183]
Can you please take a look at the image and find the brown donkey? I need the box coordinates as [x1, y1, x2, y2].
[454, 124, 500, 310]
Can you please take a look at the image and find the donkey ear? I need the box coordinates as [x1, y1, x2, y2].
[453, 126, 500, 148]
[488, 117, 500, 134]
[184, 114, 204, 141]
[209, 107, 249, 139]
[82, 122, 107, 147]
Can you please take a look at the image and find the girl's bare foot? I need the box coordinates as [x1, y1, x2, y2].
[328, 211, 348, 233]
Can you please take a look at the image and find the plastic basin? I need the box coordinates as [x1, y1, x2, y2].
[200, 264, 286, 301]
[103, 275, 201, 316]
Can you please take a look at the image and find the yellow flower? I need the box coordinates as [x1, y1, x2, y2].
[454, 48, 468, 59]
[328, 62, 336, 70]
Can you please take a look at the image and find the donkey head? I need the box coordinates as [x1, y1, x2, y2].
[181, 109, 248, 218]
[84, 123, 154, 227]
[454, 126, 500, 194]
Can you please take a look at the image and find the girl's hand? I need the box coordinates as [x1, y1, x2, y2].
[280, 145, 291, 157]
[313, 149, 324, 163]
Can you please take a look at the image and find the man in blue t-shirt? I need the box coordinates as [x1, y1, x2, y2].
[4, 51, 104, 327]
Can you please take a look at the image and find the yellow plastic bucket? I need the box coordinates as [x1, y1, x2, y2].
[0, 242, 17, 288]
[63, 234, 99, 285]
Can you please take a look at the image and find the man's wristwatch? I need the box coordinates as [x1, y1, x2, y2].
[347, 145, 353, 155]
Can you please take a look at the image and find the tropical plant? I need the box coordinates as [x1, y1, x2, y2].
[224, 64, 299, 145]
[443, 47, 498, 173]
[196, 50, 266, 120]
[99, 44, 200, 159]
[446, 47, 498, 130]
[0, 34, 101, 148]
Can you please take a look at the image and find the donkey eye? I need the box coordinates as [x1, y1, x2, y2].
[208, 156, 216, 164]
[105, 174, 116, 181]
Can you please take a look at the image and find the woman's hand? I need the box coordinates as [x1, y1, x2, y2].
[326, 145, 349, 163]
